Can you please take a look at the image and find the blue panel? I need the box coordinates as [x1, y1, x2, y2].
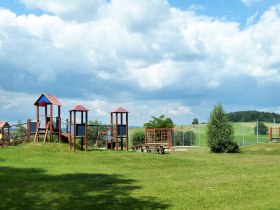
[30, 122, 37, 133]
[37, 95, 50, 104]
[76, 124, 85, 136]
[118, 125, 127, 136]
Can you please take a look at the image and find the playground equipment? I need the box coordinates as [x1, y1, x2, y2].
[2, 93, 131, 152]
[269, 127, 280, 142]
[0, 121, 10, 140]
[69, 104, 89, 152]
[0, 121, 10, 147]
[33, 93, 62, 142]
[145, 128, 173, 149]
[0, 120, 32, 147]
[107, 107, 129, 151]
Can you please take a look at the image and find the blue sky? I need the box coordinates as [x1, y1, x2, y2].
[1, 0, 280, 126]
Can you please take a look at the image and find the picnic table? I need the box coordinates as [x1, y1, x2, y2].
[143, 143, 168, 154]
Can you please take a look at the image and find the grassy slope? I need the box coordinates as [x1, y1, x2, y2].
[1, 142, 280, 209]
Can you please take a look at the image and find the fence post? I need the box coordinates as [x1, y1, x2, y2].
[256, 120, 259, 143]
[199, 124, 201, 147]
[242, 122, 245, 146]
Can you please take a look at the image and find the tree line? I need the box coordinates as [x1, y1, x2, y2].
[227, 111, 280, 122]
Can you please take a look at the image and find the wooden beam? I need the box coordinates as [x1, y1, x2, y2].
[50, 104, 53, 142]
[115, 113, 118, 151]
[126, 113, 128, 151]
[74, 111, 76, 152]
[85, 111, 88, 151]
[58, 105, 61, 142]
[36, 105, 39, 142]
[69, 111, 72, 150]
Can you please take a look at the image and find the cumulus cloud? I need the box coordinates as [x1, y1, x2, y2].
[1, 1, 280, 125]
[19, 0, 107, 22]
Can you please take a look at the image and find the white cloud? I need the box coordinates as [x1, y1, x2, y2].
[165, 103, 192, 116]
[241, 0, 262, 7]
[19, 0, 107, 22]
[1, 2, 280, 125]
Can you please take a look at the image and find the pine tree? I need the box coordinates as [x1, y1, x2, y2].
[207, 104, 239, 153]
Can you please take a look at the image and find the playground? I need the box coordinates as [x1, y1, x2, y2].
[1, 93, 131, 151]
[1, 142, 280, 209]
[2, 93, 280, 209]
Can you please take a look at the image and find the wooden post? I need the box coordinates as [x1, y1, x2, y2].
[74, 111, 76, 152]
[36, 105, 39, 142]
[27, 119, 31, 142]
[110, 113, 113, 150]
[85, 111, 88, 151]
[58, 105, 61, 142]
[115, 112, 118, 151]
[50, 104, 53, 142]
[45, 105, 48, 129]
[81, 112, 84, 151]
[69, 111, 72, 150]
[126, 113, 128, 151]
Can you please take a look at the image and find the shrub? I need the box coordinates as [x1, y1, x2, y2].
[131, 130, 145, 146]
[207, 104, 239, 153]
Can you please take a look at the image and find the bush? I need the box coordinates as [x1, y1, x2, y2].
[131, 130, 145, 146]
[207, 104, 239, 153]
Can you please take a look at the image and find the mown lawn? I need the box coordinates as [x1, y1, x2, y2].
[1, 142, 280, 209]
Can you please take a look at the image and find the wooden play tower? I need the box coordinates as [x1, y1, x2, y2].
[108, 107, 129, 151]
[69, 104, 89, 152]
[0, 121, 10, 141]
[34, 93, 62, 142]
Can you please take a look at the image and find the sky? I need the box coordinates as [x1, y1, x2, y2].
[1, 0, 280, 126]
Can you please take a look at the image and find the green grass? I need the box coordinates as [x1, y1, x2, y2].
[1, 142, 280, 209]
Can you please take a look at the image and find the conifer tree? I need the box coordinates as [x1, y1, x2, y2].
[207, 104, 239, 153]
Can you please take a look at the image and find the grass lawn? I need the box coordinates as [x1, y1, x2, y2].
[1, 142, 280, 209]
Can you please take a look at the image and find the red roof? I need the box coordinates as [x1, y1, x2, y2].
[34, 93, 62, 106]
[111, 106, 129, 113]
[0, 121, 10, 128]
[70, 104, 89, 112]
[44, 94, 62, 105]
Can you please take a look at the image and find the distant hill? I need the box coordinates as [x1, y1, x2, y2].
[129, 126, 141, 128]
[227, 111, 280, 123]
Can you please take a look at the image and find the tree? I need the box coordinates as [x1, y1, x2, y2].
[254, 122, 268, 135]
[15, 120, 27, 138]
[207, 104, 239, 153]
[87, 120, 108, 147]
[131, 130, 145, 146]
[192, 118, 199, 125]
[143, 115, 175, 128]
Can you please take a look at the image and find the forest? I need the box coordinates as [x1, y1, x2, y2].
[226, 111, 280, 122]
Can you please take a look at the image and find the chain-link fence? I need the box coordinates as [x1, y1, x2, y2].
[173, 121, 278, 147]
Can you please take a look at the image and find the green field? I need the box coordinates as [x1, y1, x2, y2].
[1, 142, 280, 209]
